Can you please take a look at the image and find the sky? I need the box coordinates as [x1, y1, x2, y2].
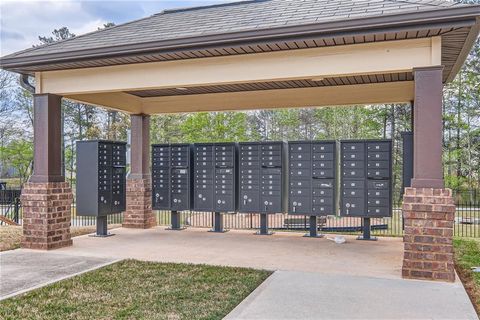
[0, 0, 240, 56]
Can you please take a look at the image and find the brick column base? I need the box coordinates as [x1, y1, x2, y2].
[20, 182, 73, 250]
[402, 188, 455, 282]
[123, 178, 156, 229]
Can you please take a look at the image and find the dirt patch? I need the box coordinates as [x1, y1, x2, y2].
[0, 226, 22, 252]
[0, 224, 122, 252]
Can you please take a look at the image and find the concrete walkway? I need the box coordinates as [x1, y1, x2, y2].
[54, 227, 403, 279]
[0, 250, 117, 300]
[226, 271, 478, 320]
[0, 227, 476, 319]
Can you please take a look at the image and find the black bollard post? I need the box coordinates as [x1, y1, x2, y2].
[304, 216, 324, 238]
[90, 216, 114, 237]
[256, 213, 273, 235]
[168, 210, 186, 231]
[357, 217, 378, 241]
[209, 212, 229, 233]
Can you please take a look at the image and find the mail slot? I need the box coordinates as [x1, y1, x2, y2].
[77, 140, 127, 216]
[313, 153, 334, 161]
[312, 143, 334, 153]
[313, 169, 335, 178]
[367, 151, 390, 161]
[367, 169, 390, 179]
[367, 206, 390, 217]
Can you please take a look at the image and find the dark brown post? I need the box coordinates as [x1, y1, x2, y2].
[123, 114, 156, 228]
[21, 94, 73, 250]
[129, 114, 150, 179]
[402, 67, 455, 282]
[411, 66, 444, 189]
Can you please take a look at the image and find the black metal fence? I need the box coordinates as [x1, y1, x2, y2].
[154, 206, 404, 237]
[1, 188, 479, 238]
[0, 189, 21, 225]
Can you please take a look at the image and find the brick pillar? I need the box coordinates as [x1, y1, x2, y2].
[21, 94, 73, 250]
[123, 178, 156, 228]
[402, 188, 455, 282]
[21, 182, 73, 250]
[122, 114, 156, 228]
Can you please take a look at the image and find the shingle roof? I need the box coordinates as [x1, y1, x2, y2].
[3, 0, 466, 59]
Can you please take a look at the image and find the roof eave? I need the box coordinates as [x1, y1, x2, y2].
[1, 5, 479, 73]
[446, 16, 480, 83]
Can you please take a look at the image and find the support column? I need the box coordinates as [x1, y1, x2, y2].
[21, 94, 73, 250]
[122, 114, 156, 229]
[402, 66, 455, 282]
[411, 67, 444, 189]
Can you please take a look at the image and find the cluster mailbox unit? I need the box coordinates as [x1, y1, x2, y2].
[288, 141, 337, 237]
[76, 140, 127, 236]
[340, 140, 393, 240]
[152, 143, 193, 230]
[192, 143, 238, 232]
[238, 142, 288, 235]
[147, 139, 394, 239]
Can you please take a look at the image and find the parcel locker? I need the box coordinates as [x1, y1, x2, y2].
[152, 143, 194, 211]
[340, 140, 392, 218]
[76, 140, 127, 217]
[288, 141, 337, 216]
[193, 143, 238, 212]
[238, 142, 288, 214]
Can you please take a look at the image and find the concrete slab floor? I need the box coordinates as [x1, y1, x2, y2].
[225, 271, 478, 320]
[53, 227, 404, 279]
[0, 250, 117, 300]
[0, 227, 475, 320]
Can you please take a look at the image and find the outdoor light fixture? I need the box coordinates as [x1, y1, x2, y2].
[311, 77, 325, 82]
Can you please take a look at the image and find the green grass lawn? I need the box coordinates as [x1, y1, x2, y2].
[0, 260, 271, 320]
[454, 238, 480, 315]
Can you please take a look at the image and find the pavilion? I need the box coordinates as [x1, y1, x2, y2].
[1, 0, 479, 282]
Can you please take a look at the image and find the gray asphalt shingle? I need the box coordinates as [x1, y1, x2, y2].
[4, 0, 464, 59]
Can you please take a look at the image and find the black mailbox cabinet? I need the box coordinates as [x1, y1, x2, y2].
[193, 142, 238, 212]
[238, 141, 288, 214]
[288, 141, 337, 216]
[152, 143, 194, 211]
[76, 140, 127, 216]
[340, 140, 392, 218]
